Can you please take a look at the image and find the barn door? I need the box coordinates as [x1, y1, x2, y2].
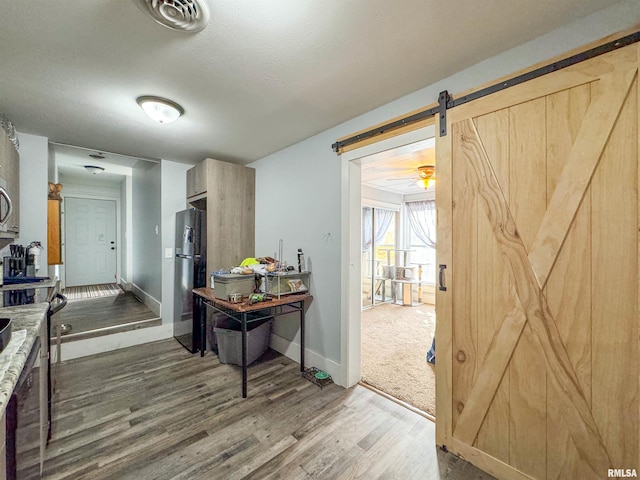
[436, 43, 639, 479]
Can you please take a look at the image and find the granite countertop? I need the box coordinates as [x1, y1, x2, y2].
[0, 302, 48, 417]
[0, 278, 57, 292]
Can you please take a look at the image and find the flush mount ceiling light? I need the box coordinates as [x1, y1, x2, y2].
[84, 165, 105, 175]
[133, 0, 210, 33]
[416, 165, 436, 189]
[136, 96, 184, 124]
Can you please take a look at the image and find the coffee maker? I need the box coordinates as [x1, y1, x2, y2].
[2, 243, 39, 306]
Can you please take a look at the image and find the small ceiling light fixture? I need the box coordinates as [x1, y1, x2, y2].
[416, 165, 436, 189]
[84, 165, 105, 175]
[137, 96, 184, 124]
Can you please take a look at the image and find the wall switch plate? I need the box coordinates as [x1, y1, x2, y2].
[165, 248, 173, 259]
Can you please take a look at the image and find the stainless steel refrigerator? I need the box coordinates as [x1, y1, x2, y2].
[173, 208, 207, 353]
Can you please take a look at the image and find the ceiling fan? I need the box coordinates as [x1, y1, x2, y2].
[385, 164, 436, 189]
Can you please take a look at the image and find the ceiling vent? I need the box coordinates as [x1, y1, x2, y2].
[133, 0, 210, 33]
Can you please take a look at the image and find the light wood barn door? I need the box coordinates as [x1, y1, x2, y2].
[435, 43, 639, 480]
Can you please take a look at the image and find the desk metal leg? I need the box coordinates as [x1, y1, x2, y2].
[241, 312, 248, 398]
[300, 301, 305, 372]
[196, 294, 206, 357]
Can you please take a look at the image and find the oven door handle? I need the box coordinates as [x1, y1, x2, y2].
[50, 293, 67, 315]
[0, 186, 13, 226]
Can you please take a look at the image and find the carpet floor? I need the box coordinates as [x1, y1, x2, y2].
[361, 302, 436, 416]
[63, 283, 123, 300]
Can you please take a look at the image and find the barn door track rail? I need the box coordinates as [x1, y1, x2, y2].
[332, 30, 640, 152]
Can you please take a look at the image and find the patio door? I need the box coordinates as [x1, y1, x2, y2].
[436, 44, 639, 478]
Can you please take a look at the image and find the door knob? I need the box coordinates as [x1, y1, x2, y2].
[111, 247, 115, 250]
[110, 241, 115, 244]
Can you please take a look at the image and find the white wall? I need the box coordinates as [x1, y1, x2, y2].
[132, 161, 162, 302]
[160, 159, 191, 325]
[16, 132, 49, 268]
[362, 185, 402, 208]
[252, 132, 342, 366]
[251, 0, 640, 385]
[59, 178, 122, 198]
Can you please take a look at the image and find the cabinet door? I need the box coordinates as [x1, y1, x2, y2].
[0, 128, 19, 237]
[186, 160, 209, 199]
[0, 406, 5, 480]
[0, 127, 6, 180]
[206, 159, 255, 270]
[5, 145, 19, 234]
[48, 200, 62, 264]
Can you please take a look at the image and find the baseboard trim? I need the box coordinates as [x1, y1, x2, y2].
[130, 283, 161, 316]
[269, 333, 343, 387]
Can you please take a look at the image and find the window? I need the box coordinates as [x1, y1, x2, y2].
[404, 200, 436, 284]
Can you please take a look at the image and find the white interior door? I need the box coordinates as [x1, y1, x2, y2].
[65, 197, 117, 287]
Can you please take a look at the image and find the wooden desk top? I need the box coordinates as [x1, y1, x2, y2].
[193, 287, 313, 313]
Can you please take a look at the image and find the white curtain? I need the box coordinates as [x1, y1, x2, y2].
[405, 200, 436, 248]
[362, 207, 394, 250]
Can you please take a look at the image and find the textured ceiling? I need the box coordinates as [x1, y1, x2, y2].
[0, 0, 622, 165]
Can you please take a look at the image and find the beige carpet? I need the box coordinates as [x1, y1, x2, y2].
[63, 283, 123, 300]
[361, 302, 436, 416]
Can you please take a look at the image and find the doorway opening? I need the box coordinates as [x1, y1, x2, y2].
[52, 144, 160, 342]
[358, 135, 437, 418]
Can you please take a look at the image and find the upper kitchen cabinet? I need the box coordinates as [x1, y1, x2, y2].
[0, 122, 20, 239]
[186, 158, 256, 271]
[186, 159, 209, 201]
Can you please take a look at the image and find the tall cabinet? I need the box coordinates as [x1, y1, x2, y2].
[186, 158, 255, 272]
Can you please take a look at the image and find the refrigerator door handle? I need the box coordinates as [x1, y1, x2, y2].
[184, 225, 194, 243]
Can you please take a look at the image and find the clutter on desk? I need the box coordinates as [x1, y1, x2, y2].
[212, 273, 255, 301]
[210, 242, 311, 302]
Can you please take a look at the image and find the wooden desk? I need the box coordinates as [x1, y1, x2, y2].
[193, 288, 312, 398]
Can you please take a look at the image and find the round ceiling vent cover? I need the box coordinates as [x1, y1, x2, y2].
[133, 0, 210, 33]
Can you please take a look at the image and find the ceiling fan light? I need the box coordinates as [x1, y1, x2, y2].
[84, 165, 105, 175]
[416, 177, 436, 190]
[137, 96, 184, 124]
[416, 165, 436, 189]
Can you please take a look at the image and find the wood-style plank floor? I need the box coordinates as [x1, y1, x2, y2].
[20, 340, 495, 479]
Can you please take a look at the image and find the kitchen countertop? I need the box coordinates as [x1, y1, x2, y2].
[0, 278, 57, 292]
[0, 302, 48, 417]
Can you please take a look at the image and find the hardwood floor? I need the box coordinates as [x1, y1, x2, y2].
[54, 292, 160, 341]
[20, 340, 495, 479]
